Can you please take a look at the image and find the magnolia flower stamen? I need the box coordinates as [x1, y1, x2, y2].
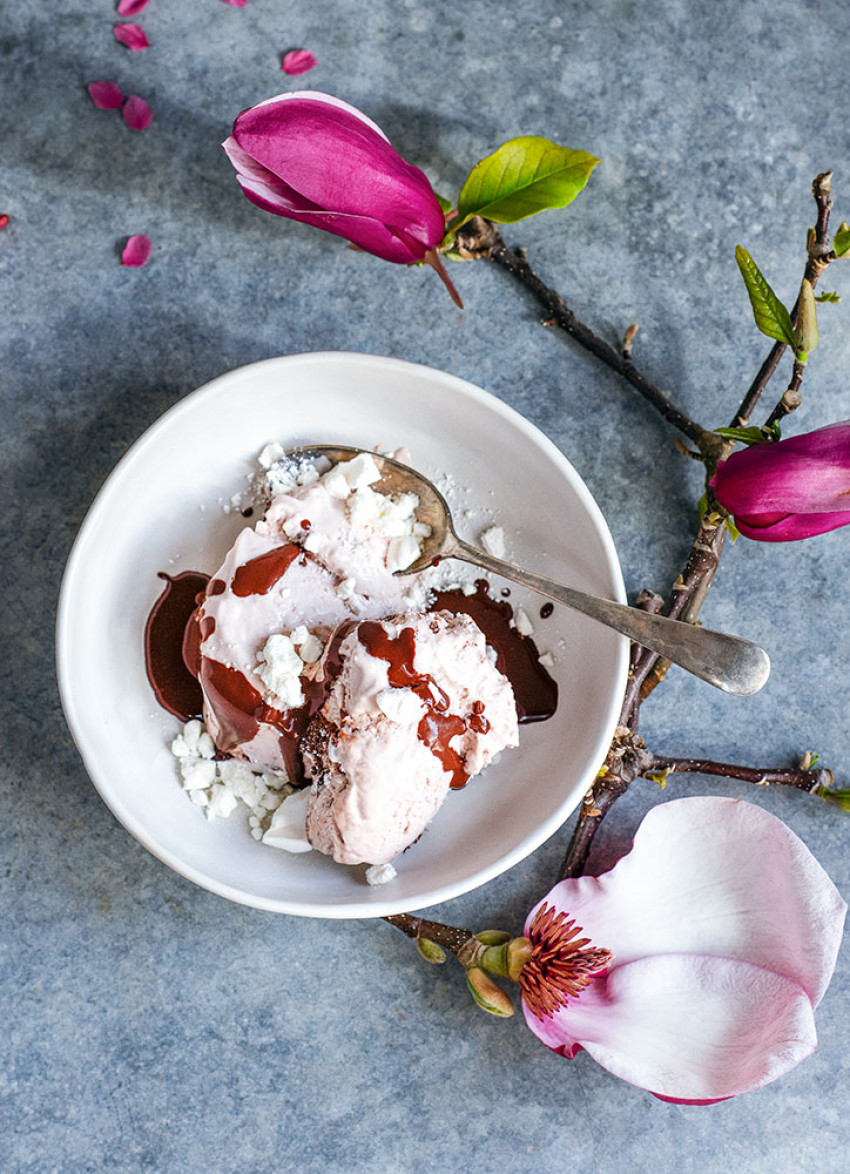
[519, 903, 613, 1021]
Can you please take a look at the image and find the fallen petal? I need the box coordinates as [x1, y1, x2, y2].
[113, 23, 150, 50]
[220, 0, 248, 5]
[281, 49, 317, 76]
[0, 214, 9, 231]
[117, 0, 151, 14]
[123, 95, 153, 131]
[87, 81, 124, 110]
[122, 234, 151, 267]
[526, 953, 817, 1101]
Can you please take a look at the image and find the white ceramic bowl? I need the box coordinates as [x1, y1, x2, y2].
[57, 353, 628, 917]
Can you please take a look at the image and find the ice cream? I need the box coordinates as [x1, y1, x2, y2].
[187, 450, 439, 778]
[301, 612, 519, 865]
[147, 447, 557, 877]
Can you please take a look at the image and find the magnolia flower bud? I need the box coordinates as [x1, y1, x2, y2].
[222, 92, 447, 265]
[710, 419, 850, 541]
[466, 967, 515, 1018]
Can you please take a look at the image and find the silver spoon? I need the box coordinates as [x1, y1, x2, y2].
[286, 445, 770, 697]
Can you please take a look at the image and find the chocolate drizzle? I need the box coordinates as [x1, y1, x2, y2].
[430, 581, 558, 724]
[357, 619, 479, 789]
[231, 543, 302, 597]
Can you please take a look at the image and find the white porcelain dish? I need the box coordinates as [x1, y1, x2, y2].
[57, 352, 628, 918]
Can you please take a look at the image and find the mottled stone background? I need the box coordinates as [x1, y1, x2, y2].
[3, 1, 850, 1170]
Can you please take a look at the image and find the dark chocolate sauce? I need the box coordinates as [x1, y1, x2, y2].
[417, 712, 468, 788]
[144, 572, 209, 721]
[231, 543, 301, 597]
[430, 581, 558, 724]
[357, 619, 487, 789]
[197, 624, 354, 784]
[540, 602, 554, 619]
[144, 567, 559, 795]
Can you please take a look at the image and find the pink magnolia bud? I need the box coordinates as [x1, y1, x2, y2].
[222, 92, 447, 266]
[710, 420, 850, 541]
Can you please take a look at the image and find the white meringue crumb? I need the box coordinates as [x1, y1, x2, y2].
[376, 687, 426, 724]
[513, 607, 535, 637]
[387, 535, 421, 572]
[262, 790, 313, 853]
[366, 862, 397, 886]
[322, 467, 351, 500]
[480, 525, 506, 558]
[258, 442, 285, 470]
[257, 634, 305, 709]
[539, 651, 555, 668]
[302, 531, 323, 554]
[171, 719, 292, 830]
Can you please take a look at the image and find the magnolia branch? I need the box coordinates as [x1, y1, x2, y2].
[455, 218, 719, 458]
[650, 755, 834, 792]
[384, 913, 473, 954]
[554, 173, 837, 879]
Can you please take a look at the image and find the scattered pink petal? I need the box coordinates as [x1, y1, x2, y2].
[122, 95, 153, 131]
[87, 81, 125, 110]
[220, 0, 248, 6]
[0, 214, 9, 231]
[281, 49, 317, 76]
[122, 234, 151, 267]
[113, 23, 150, 51]
[117, 0, 151, 14]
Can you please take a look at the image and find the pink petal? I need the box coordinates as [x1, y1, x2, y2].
[0, 214, 9, 231]
[123, 95, 153, 131]
[122, 234, 151, 267]
[733, 508, 850, 542]
[113, 23, 150, 51]
[220, 0, 248, 5]
[526, 796, 846, 1007]
[525, 953, 817, 1101]
[281, 49, 317, 76]
[87, 81, 124, 110]
[117, 0, 151, 14]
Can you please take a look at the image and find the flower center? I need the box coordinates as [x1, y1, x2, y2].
[519, 903, 613, 1021]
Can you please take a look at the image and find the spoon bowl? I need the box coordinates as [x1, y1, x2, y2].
[287, 445, 771, 697]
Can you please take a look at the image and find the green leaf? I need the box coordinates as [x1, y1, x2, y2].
[715, 425, 768, 446]
[715, 422, 781, 445]
[697, 492, 708, 521]
[724, 515, 740, 542]
[734, 246, 795, 346]
[453, 136, 600, 229]
[435, 192, 453, 215]
[833, 222, 850, 257]
[816, 291, 841, 303]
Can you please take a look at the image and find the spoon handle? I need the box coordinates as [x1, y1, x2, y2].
[449, 538, 770, 697]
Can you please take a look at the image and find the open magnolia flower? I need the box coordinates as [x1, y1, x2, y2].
[710, 420, 850, 541]
[221, 91, 461, 303]
[517, 797, 845, 1102]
